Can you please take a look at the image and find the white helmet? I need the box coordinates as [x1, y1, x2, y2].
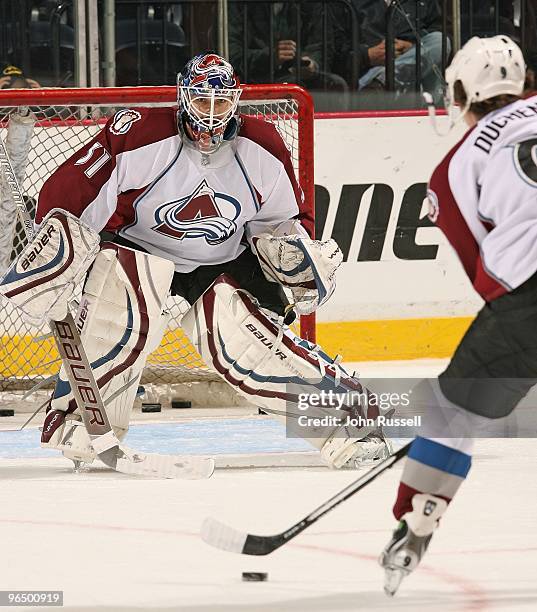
[445, 35, 526, 116]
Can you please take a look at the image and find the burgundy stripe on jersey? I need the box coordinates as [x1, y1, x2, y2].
[430, 130, 479, 281]
[37, 107, 179, 225]
[239, 115, 313, 237]
[107, 185, 149, 231]
[430, 129, 507, 302]
[474, 258, 510, 300]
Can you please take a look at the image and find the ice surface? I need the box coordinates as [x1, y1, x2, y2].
[0, 418, 313, 459]
[0, 360, 535, 611]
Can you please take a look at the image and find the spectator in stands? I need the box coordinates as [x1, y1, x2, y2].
[353, 0, 447, 98]
[0, 64, 41, 89]
[462, 1, 537, 73]
[228, 1, 348, 92]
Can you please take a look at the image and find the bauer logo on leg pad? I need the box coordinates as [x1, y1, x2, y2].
[245, 323, 287, 360]
[0, 210, 100, 325]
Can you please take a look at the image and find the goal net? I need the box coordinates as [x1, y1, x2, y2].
[0, 85, 315, 400]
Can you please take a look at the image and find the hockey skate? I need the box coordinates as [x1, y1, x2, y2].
[380, 519, 432, 595]
[41, 409, 96, 468]
[41, 406, 125, 470]
[379, 493, 447, 596]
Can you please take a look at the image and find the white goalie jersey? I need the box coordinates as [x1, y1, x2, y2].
[36, 107, 313, 273]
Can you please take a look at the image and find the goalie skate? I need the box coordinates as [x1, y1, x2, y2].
[342, 432, 394, 468]
[41, 410, 95, 466]
[41, 407, 215, 479]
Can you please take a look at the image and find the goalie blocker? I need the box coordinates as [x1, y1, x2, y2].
[0, 210, 100, 325]
[182, 274, 393, 467]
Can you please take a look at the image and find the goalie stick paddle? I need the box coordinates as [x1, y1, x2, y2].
[201, 442, 411, 555]
[0, 135, 214, 480]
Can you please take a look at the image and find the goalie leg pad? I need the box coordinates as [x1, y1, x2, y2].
[0, 210, 100, 324]
[182, 274, 391, 467]
[41, 243, 174, 457]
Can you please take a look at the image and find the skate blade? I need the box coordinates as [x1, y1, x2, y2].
[383, 567, 406, 597]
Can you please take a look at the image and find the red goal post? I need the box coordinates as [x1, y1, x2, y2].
[0, 84, 315, 391]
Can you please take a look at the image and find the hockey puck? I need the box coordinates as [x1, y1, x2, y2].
[0, 409, 14, 417]
[171, 399, 192, 409]
[241, 572, 268, 582]
[141, 403, 161, 413]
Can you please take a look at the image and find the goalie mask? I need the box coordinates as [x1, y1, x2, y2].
[177, 53, 242, 154]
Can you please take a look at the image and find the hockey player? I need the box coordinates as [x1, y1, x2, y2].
[29, 53, 391, 469]
[380, 35, 534, 594]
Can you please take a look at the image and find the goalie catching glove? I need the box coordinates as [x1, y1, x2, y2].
[252, 229, 343, 315]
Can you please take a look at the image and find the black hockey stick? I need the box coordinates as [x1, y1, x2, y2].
[201, 442, 411, 555]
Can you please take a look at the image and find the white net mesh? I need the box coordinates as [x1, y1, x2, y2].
[0, 88, 311, 394]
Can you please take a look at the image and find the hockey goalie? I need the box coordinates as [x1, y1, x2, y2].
[18, 53, 391, 469]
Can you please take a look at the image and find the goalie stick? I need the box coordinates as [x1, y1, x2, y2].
[0, 133, 214, 480]
[201, 442, 410, 555]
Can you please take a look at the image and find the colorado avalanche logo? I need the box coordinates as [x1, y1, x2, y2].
[152, 180, 241, 244]
[426, 188, 439, 223]
[109, 109, 141, 135]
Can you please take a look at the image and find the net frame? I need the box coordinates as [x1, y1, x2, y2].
[0, 84, 315, 392]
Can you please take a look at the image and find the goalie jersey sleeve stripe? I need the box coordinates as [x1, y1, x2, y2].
[36, 107, 180, 232]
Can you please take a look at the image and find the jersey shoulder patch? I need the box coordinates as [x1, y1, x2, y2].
[426, 188, 439, 222]
[105, 106, 179, 154]
[109, 109, 142, 135]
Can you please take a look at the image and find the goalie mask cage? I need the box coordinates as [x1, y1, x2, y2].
[0, 84, 315, 393]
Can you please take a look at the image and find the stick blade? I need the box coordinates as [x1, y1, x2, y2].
[201, 518, 248, 553]
[201, 519, 282, 555]
[115, 453, 215, 480]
